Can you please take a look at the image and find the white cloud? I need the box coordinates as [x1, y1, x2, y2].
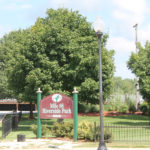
[112, 0, 146, 14]
[106, 36, 136, 79]
[2, 4, 18, 10]
[0, 25, 3, 33]
[0, 25, 12, 38]
[113, 10, 144, 25]
[115, 62, 135, 79]
[21, 4, 32, 9]
[139, 23, 150, 43]
[49, 0, 101, 12]
[112, 0, 147, 30]
[107, 36, 135, 53]
[1, 3, 32, 10]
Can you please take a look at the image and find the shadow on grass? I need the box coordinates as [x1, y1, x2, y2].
[111, 121, 150, 126]
[15, 125, 32, 131]
[105, 114, 150, 121]
[105, 115, 150, 126]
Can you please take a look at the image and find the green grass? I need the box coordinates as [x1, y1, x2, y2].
[1, 114, 150, 147]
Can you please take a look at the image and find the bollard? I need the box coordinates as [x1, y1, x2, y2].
[17, 134, 25, 142]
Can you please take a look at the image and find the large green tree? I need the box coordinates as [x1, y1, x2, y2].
[113, 77, 136, 95]
[128, 41, 150, 102]
[0, 62, 13, 98]
[0, 34, 14, 99]
[1, 8, 115, 107]
[112, 76, 136, 102]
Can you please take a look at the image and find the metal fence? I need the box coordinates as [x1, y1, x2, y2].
[94, 122, 150, 143]
[2, 112, 22, 139]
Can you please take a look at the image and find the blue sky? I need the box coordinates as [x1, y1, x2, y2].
[1, 0, 150, 79]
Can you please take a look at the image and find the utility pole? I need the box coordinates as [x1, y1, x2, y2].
[133, 24, 139, 110]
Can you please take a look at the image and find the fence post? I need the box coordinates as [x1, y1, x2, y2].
[73, 87, 78, 142]
[2, 119, 4, 139]
[94, 122, 97, 142]
[36, 88, 42, 139]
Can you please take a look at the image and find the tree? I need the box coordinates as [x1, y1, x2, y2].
[113, 77, 136, 94]
[1, 8, 115, 112]
[128, 41, 150, 103]
[0, 62, 13, 98]
[112, 77, 136, 102]
[0, 36, 14, 99]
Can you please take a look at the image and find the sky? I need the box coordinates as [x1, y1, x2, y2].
[1, 0, 150, 79]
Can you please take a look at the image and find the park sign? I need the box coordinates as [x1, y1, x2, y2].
[40, 93, 73, 119]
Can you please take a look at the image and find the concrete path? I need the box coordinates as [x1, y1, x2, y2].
[0, 137, 149, 150]
[71, 148, 150, 150]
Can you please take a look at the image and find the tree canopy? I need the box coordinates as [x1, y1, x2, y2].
[0, 8, 115, 104]
[112, 77, 136, 95]
[0, 62, 13, 98]
[128, 41, 150, 102]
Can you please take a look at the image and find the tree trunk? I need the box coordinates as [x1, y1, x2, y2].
[29, 102, 34, 119]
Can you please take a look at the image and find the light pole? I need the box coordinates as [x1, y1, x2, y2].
[133, 24, 139, 110]
[93, 17, 107, 150]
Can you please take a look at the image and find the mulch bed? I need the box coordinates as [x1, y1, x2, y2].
[78, 111, 143, 117]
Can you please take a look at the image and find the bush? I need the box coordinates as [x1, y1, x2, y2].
[104, 129, 113, 143]
[78, 121, 112, 142]
[78, 103, 99, 113]
[118, 104, 128, 114]
[104, 99, 123, 112]
[51, 122, 73, 138]
[78, 121, 93, 140]
[89, 105, 99, 113]
[128, 103, 136, 113]
[78, 103, 90, 113]
[126, 98, 136, 113]
[51, 120, 112, 142]
[31, 124, 50, 137]
[139, 102, 150, 114]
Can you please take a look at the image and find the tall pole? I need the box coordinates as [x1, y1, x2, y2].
[37, 88, 42, 138]
[73, 87, 78, 142]
[97, 33, 107, 150]
[133, 24, 139, 110]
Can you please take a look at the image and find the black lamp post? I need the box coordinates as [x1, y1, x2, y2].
[93, 17, 107, 150]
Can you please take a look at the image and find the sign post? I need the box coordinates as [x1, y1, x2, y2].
[73, 87, 78, 142]
[37, 88, 42, 138]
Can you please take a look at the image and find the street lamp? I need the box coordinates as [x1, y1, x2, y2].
[93, 17, 107, 150]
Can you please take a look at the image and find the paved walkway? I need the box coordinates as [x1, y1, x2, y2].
[0, 139, 150, 150]
[6, 147, 149, 150]
[72, 148, 150, 150]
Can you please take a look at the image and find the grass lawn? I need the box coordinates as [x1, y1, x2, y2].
[1, 113, 150, 147]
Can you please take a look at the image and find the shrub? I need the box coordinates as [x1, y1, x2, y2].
[51, 120, 113, 142]
[126, 98, 136, 113]
[118, 104, 128, 114]
[78, 103, 99, 113]
[31, 124, 50, 137]
[78, 103, 91, 113]
[128, 103, 136, 113]
[78, 121, 93, 140]
[89, 105, 99, 113]
[78, 121, 112, 142]
[104, 128, 113, 143]
[51, 122, 73, 138]
[139, 102, 150, 114]
[104, 99, 123, 112]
